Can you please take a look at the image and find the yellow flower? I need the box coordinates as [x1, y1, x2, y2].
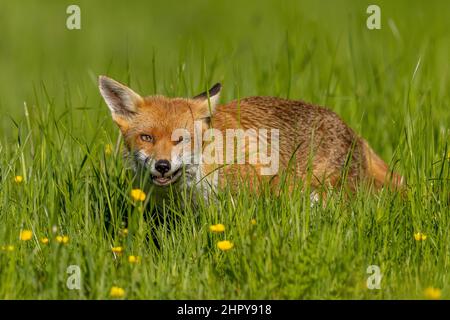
[1, 245, 14, 252]
[105, 143, 113, 155]
[217, 240, 234, 251]
[130, 189, 146, 202]
[112, 246, 124, 255]
[14, 175, 24, 183]
[110, 286, 125, 298]
[251, 219, 257, 225]
[20, 230, 33, 241]
[56, 235, 69, 244]
[128, 255, 140, 264]
[120, 228, 129, 237]
[424, 287, 441, 300]
[209, 224, 225, 233]
[414, 232, 427, 241]
[40, 237, 49, 244]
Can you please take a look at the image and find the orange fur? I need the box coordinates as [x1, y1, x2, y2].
[99, 76, 403, 198]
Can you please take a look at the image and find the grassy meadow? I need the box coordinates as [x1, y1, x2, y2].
[0, 0, 449, 299]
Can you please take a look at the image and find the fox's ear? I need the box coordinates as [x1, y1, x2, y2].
[193, 83, 221, 118]
[98, 75, 143, 119]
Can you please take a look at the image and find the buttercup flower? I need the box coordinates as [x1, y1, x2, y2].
[14, 175, 23, 183]
[217, 240, 234, 251]
[251, 219, 257, 225]
[424, 287, 441, 300]
[130, 189, 146, 202]
[110, 286, 125, 298]
[56, 235, 69, 244]
[112, 246, 124, 254]
[20, 230, 33, 241]
[40, 237, 49, 244]
[128, 255, 140, 264]
[414, 232, 427, 241]
[209, 224, 225, 233]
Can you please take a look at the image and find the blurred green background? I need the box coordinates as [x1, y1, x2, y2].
[1, 0, 448, 156]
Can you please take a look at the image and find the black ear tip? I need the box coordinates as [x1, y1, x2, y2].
[209, 83, 222, 95]
[193, 83, 222, 100]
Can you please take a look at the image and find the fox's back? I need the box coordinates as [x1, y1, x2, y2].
[212, 96, 366, 188]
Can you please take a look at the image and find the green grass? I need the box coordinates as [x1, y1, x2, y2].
[0, 0, 449, 299]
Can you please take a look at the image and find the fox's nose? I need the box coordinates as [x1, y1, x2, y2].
[155, 160, 171, 175]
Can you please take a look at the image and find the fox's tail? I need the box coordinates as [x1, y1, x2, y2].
[361, 139, 403, 190]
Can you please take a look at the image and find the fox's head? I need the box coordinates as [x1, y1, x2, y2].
[99, 75, 221, 187]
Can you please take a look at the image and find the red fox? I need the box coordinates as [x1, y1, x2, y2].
[99, 76, 402, 204]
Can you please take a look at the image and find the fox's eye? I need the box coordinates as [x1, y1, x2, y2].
[140, 134, 154, 143]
